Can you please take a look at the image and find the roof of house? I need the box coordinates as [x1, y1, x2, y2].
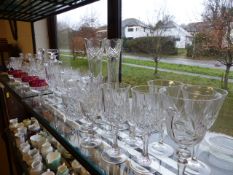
[122, 18, 148, 28]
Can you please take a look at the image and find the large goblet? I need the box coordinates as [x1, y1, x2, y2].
[130, 85, 160, 174]
[161, 85, 227, 175]
[182, 85, 228, 175]
[101, 82, 130, 164]
[105, 38, 122, 83]
[147, 79, 183, 157]
[84, 38, 104, 81]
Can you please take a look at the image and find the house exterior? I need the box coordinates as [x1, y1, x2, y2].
[153, 21, 192, 48]
[122, 18, 192, 48]
[122, 18, 151, 39]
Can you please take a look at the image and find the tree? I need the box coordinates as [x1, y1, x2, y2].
[202, 0, 233, 89]
[148, 13, 173, 74]
[70, 11, 99, 58]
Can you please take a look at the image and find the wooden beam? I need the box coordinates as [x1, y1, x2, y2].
[107, 0, 122, 82]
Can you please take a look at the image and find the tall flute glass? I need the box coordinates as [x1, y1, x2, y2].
[101, 82, 130, 164]
[84, 38, 104, 82]
[105, 38, 122, 84]
[147, 79, 183, 157]
[161, 85, 228, 175]
[129, 85, 160, 174]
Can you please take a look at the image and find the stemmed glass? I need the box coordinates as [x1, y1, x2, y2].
[79, 79, 102, 148]
[129, 85, 160, 174]
[101, 82, 130, 164]
[147, 79, 183, 157]
[182, 85, 228, 175]
[161, 85, 228, 175]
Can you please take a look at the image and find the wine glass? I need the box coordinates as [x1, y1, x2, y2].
[161, 85, 228, 175]
[105, 38, 122, 83]
[129, 85, 160, 174]
[101, 82, 130, 164]
[78, 79, 102, 148]
[147, 79, 183, 157]
[181, 85, 228, 175]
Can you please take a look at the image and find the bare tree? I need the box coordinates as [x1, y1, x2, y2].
[202, 0, 233, 89]
[148, 13, 173, 74]
[70, 11, 100, 58]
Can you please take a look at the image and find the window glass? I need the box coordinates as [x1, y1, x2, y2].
[122, 0, 233, 136]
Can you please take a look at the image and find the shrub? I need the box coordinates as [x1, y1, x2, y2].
[123, 37, 178, 55]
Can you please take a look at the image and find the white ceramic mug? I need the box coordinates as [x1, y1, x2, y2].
[30, 160, 43, 175]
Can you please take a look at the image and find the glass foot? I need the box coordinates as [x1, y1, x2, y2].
[123, 137, 142, 149]
[80, 137, 101, 149]
[129, 159, 157, 174]
[185, 158, 211, 175]
[149, 142, 174, 157]
[101, 148, 127, 164]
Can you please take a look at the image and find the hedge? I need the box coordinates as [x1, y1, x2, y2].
[123, 37, 178, 55]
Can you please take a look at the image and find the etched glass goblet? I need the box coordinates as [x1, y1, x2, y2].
[161, 85, 227, 175]
[182, 85, 228, 175]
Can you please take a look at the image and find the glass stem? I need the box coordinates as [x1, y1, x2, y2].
[129, 125, 136, 140]
[142, 133, 149, 158]
[192, 144, 199, 161]
[159, 122, 165, 144]
[112, 127, 119, 151]
[177, 146, 189, 175]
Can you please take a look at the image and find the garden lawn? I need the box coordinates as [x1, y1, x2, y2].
[123, 58, 233, 79]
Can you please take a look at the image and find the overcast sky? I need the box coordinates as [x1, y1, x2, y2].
[57, 0, 205, 26]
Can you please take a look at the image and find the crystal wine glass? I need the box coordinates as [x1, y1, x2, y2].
[181, 85, 228, 175]
[147, 79, 183, 157]
[129, 85, 160, 174]
[101, 82, 130, 164]
[161, 85, 228, 175]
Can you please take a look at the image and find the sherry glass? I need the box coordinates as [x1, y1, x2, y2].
[147, 79, 183, 157]
[129, 85, 160, 174]
[161, 85, 228, 175]
[101, 82, 130, 164]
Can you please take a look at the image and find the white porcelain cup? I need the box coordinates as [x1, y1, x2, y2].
[41, 143, 53, 158]
[30, 160, 43, 175]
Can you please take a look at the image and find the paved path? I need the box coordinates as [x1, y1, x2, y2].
[122, 62, 233, 83]
[123, 54, 226, 69]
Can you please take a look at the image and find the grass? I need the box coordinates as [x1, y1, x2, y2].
[61, 56, 233, 136]
[123, 58, 233, 79]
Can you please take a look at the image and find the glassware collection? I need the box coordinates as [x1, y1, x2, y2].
[5, 38, 229, 175]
